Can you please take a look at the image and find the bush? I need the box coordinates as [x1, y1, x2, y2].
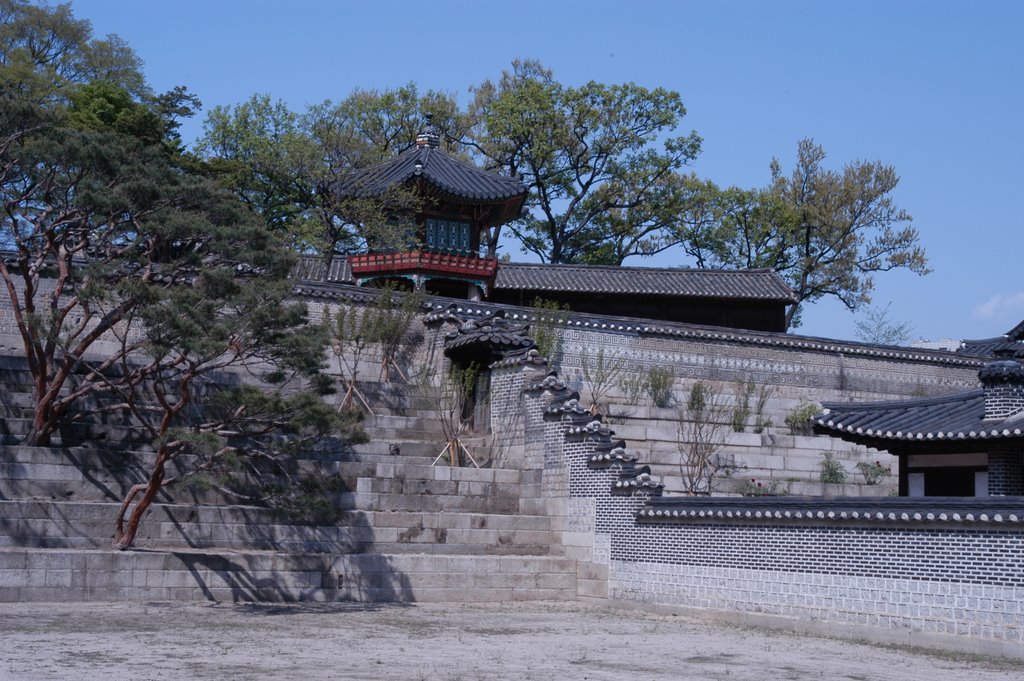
[856, 460, 892, 485]
[647, 366, 674, 408]
[819, 452, 847, 484]
[731, 381, 754, 432]
[785, 400, 820, 436]
[620, 372, 648, 406]
[753, 384, 774, 433]
[737, 477, 787, 496]
[677, 381, 735, 495]
[530, 298, 570, 364]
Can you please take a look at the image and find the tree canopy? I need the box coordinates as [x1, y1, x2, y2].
[671, 139, 929, 327]
[467, 59, 702, 263]
[194, 85, 464, 255]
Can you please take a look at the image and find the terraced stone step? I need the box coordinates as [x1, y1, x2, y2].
[0, 445, 524, 506]
[0, 501, 554, 554]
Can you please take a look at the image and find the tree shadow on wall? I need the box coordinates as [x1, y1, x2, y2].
[174, 547, 415, 604]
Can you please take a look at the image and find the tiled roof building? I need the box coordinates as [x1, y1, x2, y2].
[292, 255, 796, 332]
[489, 262, 795, 332]
[814, 352, 1024, 497]
[960, 319, 1024, 358]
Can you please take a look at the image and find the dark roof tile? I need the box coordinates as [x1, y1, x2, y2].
[335, 146, 526, 204]
[813, 390, 1024, 442]
[495, 262, 796, 302]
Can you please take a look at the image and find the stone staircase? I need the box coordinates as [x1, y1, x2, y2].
[0, 357, 576, 603]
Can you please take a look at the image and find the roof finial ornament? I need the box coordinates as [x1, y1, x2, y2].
[415, 113, 441, 149]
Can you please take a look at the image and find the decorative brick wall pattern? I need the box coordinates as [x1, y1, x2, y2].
[567, 498, 595, 533]
[558, 329, 978, 400]
[621, 522, 1023, 586]
[592, 534, 611, 565]
[544, 417, 565, 470]
[610, 562, 1024, 643]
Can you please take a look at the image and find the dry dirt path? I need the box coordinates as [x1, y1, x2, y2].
[0, 601, 1019, 681]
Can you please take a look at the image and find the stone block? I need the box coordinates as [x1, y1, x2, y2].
[577, 578, 609, 599]
[512, 530, 551, 547]
[43, 569, 72, 587]
[449, 467, 495, 483]
[730, 432, 764, 447]
[0, 569, 28, 587]
[24, 551, 74, 571]
[535, 571, 576, 590]
[559, 531, 594, 548]
[577, 562, 609, 581]
[511, 587, 572, 602]
[0, 551, 27, 570]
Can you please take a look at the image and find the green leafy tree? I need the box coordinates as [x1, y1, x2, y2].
[676, 139, 929, 328]
[467, 59, 702, 263]
[196, 95, 320, 245]
[196, 84, 465, 255]
[372, 285, 424, 382]
[0, 0, 146, 99]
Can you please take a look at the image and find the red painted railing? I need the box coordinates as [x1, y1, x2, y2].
[349, 251, 498, 280]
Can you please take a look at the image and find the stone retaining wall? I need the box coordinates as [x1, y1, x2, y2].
[0, 549, 576, 604]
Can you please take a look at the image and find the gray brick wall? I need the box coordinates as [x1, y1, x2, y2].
[984, 383, 1024, 420]
[988, 451, 1024, 496]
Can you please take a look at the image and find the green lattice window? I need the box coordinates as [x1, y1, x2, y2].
[425, 219, 472, 255]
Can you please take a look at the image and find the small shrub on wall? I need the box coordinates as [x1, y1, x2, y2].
[785, 401, 820, 436]
[737, 477, 788, 496]
[530, 298, 570, 365]
[856, 460, 892, 485]
[647, 366, 674, 408]
[819, 452, 847, 484]
[620, 372, 649, 406]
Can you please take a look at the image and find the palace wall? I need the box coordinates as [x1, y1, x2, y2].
[493, 362, 1023, 658]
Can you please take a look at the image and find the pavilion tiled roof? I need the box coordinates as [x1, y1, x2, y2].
[334, 145, 526, 205]
[813, 390, 1024, 442]
[494, 263, 796, 302]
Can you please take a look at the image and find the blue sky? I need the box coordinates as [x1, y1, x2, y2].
[71, 0, 1024, 343]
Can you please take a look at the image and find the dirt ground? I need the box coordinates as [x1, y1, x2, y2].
[0, 601, 1019, 681]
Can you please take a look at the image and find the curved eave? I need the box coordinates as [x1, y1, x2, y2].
[413, 179, 526, 225]
[812, 422, 1024, 447]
